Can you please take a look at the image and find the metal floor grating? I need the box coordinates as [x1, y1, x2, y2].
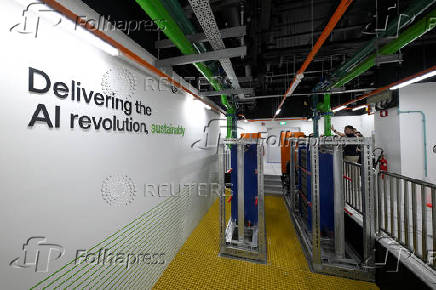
[153, 196, 378, 289]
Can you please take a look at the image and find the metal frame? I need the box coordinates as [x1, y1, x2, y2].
[285, 137, 375, 281]
[154, 26, 247, 49]
[156, 47, 247, 67]
[200, 88, 254, 97]
[218, 138, 267, 263]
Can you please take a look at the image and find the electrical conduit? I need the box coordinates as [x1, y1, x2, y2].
[398, 109, 428, 177]
[332, 7, 436, 88]
[332, 0, 436, 81]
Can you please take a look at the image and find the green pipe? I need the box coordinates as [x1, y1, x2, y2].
[398, 109, 428, 177]
[333, 7, 436, 88]
[323, 94, 332, 136]
[332, 0, 436, 80]
[316, 94, 332, 136]
[135, 0, 235, 137]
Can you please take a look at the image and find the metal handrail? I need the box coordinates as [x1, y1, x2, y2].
[343, 161, 363, 214]
[381, 171, 436, 189]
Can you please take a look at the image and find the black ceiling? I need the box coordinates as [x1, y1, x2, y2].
[81, 0, 436, 119]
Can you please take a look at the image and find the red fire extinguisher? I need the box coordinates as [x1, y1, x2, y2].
[380, 155, 388, 179]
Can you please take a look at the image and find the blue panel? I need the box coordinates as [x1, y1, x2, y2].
[244, 144, 258, 225]
[230, 144, 259, 226]
[319, 152, 335, 235]
[297, 146, 335, 235]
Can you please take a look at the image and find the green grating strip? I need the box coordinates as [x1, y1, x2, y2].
[31, 181, 216, 290]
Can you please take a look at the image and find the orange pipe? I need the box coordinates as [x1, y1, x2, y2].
[40, 0, 225, 115]
[277, 0, 354, 114]
[332, 64, 436, 110]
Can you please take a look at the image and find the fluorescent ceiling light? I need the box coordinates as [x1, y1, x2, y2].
[333, 105, 347, 112]
[352, 105, 367, 111]
[390, 70, 436, 90]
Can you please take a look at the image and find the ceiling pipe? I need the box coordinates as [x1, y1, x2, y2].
[241, 88, 374, 100]
[332, 6, 436, 88]
[273, 0, 354, 119]
[332, 0, 436, 81]
[332, 64, 436, 110]
[135, 0, 236, 137]
[38, 0, 225, 116]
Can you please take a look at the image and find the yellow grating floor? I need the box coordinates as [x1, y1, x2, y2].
[154, 196, 378, 290]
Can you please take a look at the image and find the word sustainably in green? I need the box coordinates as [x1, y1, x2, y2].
[151, 123, 185, 137]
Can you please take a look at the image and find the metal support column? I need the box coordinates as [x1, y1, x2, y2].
[333, 145, 345, 259]
[289, 140, 296, 210]
[218, 142, 226, 247]
[310, 141, 322, 266]
[237, 143, 245, 242]
[257, 143, 267, 262]
[361, 139, 375, 266]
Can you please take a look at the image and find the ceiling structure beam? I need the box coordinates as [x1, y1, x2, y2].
[155, 26, 247, 49]
[156, 46, 247, 67]
[241, 88, 375, 100]
[200, 88, 254, 97]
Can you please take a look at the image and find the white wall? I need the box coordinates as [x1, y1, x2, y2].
[374, 107, 402, 174]
[399, 83, 436, 183]
[235, 114, 374, 138]
[232, 115, 374, 175]
[0, 1, 219, 289]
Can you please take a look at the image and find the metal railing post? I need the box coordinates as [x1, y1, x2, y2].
[310, 140, 321, 266]
[404, 180, 410, 249]
[333, 145, 345, 259]
[361, 139, 375, 265]
[422, 185, 428, 262]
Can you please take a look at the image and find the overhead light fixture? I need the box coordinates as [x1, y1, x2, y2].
[352, 105, 367, 111]
[390, 70, 436, 90]
[333, 105, 347, 112]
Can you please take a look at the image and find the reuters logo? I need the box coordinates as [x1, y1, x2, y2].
[101, 67, 136, 99]
[101, 175, 136, 207]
